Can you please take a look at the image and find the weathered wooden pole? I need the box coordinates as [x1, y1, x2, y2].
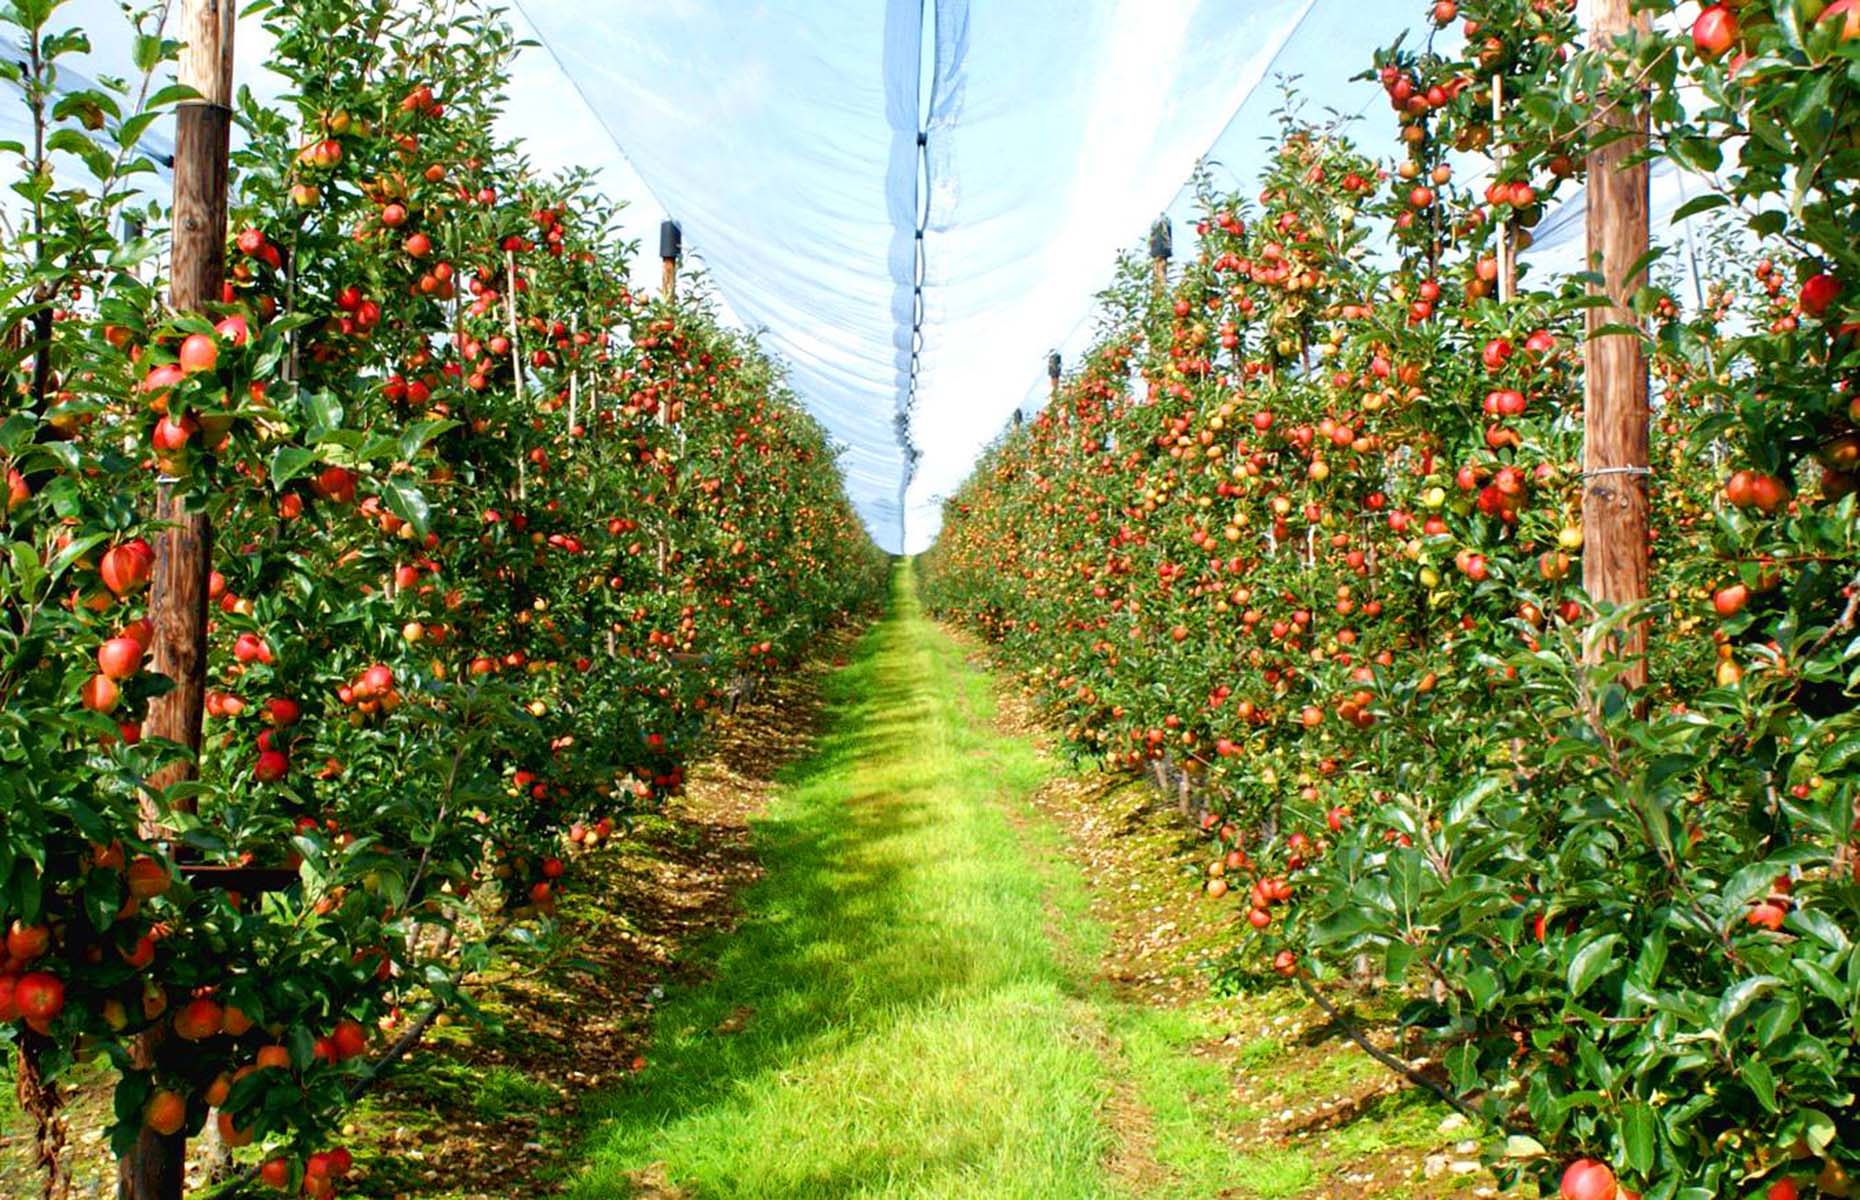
[506, 250, 528, 499]
[1581, 0, 1651, 687]
[1149, 217, 1171, 291]
[659, 219, 681, 300]
[127, 3, 234, 1197]
[1492, 75, 1517, 303]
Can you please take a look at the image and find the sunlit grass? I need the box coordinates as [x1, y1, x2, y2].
[562, 564, 1447, 1200]
[568, 565, 1117, 1199]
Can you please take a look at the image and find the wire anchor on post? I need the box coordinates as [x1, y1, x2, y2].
[1149, 217, 1172, 291]
[659, 218, 682, 301]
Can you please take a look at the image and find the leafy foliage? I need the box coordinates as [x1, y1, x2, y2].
[922, 3, 1860, 1197]
[0, 0, 884, 1188]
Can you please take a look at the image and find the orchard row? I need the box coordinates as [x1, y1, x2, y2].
[1, 0, 883, 1194]
[923, 2, 1860, 1198]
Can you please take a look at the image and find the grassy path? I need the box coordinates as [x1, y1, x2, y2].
[568, 565, 1223, 1199]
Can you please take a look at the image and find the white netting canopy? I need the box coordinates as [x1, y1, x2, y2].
[20, 0, 1710, 551]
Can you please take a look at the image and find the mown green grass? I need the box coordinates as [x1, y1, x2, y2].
[565, 563, 1361, 1199]
[567, 564, 1118, 1198]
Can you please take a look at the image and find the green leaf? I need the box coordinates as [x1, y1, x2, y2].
[382, 477, 432, 541]
[1748, 210, 1789, 238]
[1446, 775, 1500, 825]
[1567, 933, 1621, 1000]
[1741, 1057, 1778, 1113]
[269, 445, 318, 488]
[1712, 975, 1781, 1028]
[302, 390, 344, 436]
[1503, 1134, 1547, 1160]
[46, 530, 108, 585]
[1621, 1101, 1658, 1176]
[1670, 194, 1730, 223]
[399, 418, 460, 460]
[143, 83, 199, 109]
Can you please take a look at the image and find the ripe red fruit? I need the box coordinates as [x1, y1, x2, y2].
[152, 414, 195, 452]
[1801, 273, 1842, 317]
[265, 696, 301, 726]
[174, 997, 224, 1040]
[178, 332, 218, 373]
[1749, 473, 1791, 514]
[126, 856, 170, 899]
[403, 231, 432, 258]
[1691, 5, 1737, 59]
[223, 1004, 254, 1036]
[1711, 584, 1748, 618]
[14, 971, 65, 1021]
[233, 633, 273, 664]
[80, 673, 120, 713]
[1769, 1178, 1801, 1200]
[6, 921, 50, 962]
[100, 539, 155, 597]
[1747, 902, 1787, 931]
[311, 465, 357, 504]
[1560, 1158, 1617, 1200]
[144, 1089, 186, 1136]
[331, 1018, 368, 1060]
[98, 636, 144, 680]
[214, 314, 248, 345]
[253, 749, 289, 782]
[259, 1158, 291, 1189]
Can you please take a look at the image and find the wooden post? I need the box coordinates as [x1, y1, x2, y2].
[1492, 75, 1517, 303]
[567, 313, 579, 448]
[1148, 217, 1171, 291]
[659, 219, 681, 301]
[506, 251, 527, 500]
[127, 4, 234, 1197]
[1581, 0, 1651, 688]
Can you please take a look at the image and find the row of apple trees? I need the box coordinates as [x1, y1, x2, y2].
[0, 0, 885, 1193]
[921, 2, 1860, 1197]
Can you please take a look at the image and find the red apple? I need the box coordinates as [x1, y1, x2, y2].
[1802, 272, 1842, 317]
[100, 539, 155, 597]
[1561, 1158, 1617, 1200]
[253, 749, 289, 782]
[1692, 5, 1738, 59]
[178, 332, 218, 373]
[98, 636, 144, 680]
[13, 971, 65, 1022]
